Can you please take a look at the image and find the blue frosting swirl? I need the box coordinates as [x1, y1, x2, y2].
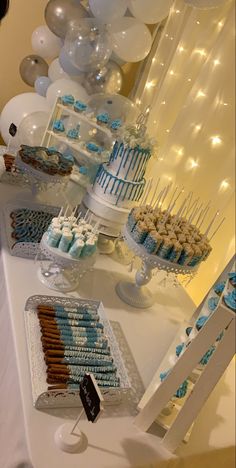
[228, 271, 236, 286]
[199, 345, 215, 365]
[53, 120, 65, 132]
[224, 289, 236, 311]
[97, 112, 109, 124]
[208, 296, 219, 312]
[61, 94, 75, 105]
[67, 128, 79, 139]
[86, 142, 103, 154]
[74, 100, 87, 112]
[196, 315, 208, 330]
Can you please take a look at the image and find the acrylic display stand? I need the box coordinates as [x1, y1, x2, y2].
[40, 97, 114, 187]
[134, 256, 235, 452]
[116, 226, 197, 308]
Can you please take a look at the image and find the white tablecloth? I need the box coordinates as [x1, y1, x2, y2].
[0, 181, 235, 468]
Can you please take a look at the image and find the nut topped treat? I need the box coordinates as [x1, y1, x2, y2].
[18, 145, 74, 176]
[126, 204, 212, 268]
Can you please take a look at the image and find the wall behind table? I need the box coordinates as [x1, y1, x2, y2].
[0, 0, 48, 115]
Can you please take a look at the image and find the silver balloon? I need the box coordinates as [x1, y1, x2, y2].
[84, 61, 123, 95]
[45, 0, 88, 39]
[19, 55, 49, 87]
[64, 18, 112, 72]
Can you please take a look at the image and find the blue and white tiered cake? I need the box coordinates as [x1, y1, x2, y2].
[81, 121, 155, 237]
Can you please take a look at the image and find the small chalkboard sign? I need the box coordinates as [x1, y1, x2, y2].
[79, 373, 104, 423]
[9, 123, 17, 137]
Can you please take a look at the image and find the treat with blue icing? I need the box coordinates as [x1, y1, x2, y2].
[110, 119, 122, 131]
[228, 271, 236, 287]
[176, 343, 185, 357]
[160, 370, 188, 399]
[199, 345, 215, 366]
[196, 315, 208, 330]
[214, 281, 226, 296]
[53, 120, 65, 133]
[67, 126, 80, 140]
[185, 326, 193, 336]
[74, 100, 87, 113]
[61, 94, 75, 106]
[223, 289, 236, 312]
[208, 296, 220, 312]
[19, 145, 74, 176]
[86, 142, 103, 154]
[96, 112, 109, 126]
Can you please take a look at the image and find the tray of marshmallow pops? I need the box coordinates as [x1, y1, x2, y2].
[41, 205, 99, 262]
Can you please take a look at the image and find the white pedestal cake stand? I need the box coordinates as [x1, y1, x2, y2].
[38, 234, 96, 293]
[116, 227, 198, 309]
[15, 155, 69, 199]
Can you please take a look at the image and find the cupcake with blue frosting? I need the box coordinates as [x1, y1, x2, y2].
[223, 289, 236, 312]
[53, 120, 65, 134]
[74, 100, 87, 113]
[60, 94, 75, 107]
[67, 125, 80, 140]
[86, 142, 103, 155]
[228, 271, 236, 288]
[110, 119, 122, 132]
[96, 112, 109, 127]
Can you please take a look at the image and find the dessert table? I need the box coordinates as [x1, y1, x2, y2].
[0, 181, 235, 468]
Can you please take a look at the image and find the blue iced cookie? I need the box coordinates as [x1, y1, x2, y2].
[199, 345, 215, 366]
[86, 142, 103, 154]
[208, 296, 219, 312]
[196, 315, 208, 330]
[74, 100, 87, 113]
[176, 343, 185, 357]
[96, 112, 109, 125]
[53, 120, 65, 133]
[228, 272, 236, 287]
[223, 289, 236, 312]
[185, 326, 193, 337]
[214, 281, 226, 296]
[67, 128, 79, 140]
[110, 119, 122, 131]
[61, 94, 75, 106]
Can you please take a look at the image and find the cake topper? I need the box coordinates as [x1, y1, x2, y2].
[136, 106, 151, 138]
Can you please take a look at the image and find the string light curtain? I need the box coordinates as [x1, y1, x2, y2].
[133, 0, 235, 303]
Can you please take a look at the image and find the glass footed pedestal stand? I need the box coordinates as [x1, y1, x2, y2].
[15, 155, 69, 201]
[37, 234, 96, 293]
[116, 227, 198, 309]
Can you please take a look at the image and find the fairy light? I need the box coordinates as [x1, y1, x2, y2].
[196, 21, 200, 25]
[175, 9, 180, 13]
[169, 70, 175, 76]
[194, 48, 207, 57]
[165, 34, 169, 38]
[160, 62, 165, 67]
[196, 90, 206, 98]
[136, 98, 141, 105]
[210, 135, 222, 146]
[161, 100, 166, 105]
[190, 159, 199, 169]
[178, 46, 185, 52]
[187, 78, 192, 82]
[213, 58, 220, 66]
[166, 129, 170, 133]
[152, 57, 156, 63]
[219, 179, 230, 191]
[145, 80, 156, 90]
[194, 124, 202, 133]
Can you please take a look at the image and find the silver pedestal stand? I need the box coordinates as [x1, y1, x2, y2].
[116, 227, 197, 309]
[38, 234, 96, 293]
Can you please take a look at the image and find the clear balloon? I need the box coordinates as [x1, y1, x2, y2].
[88, 93, 139, 123]
[0, 93, 50, 144]
[35, 76, 52, 97]
[44, 0, 88, 39]
[19, 55, 49, 87]
[64, 18, 112, 72]
[17, 111, 50, 146]
[89, 0, 128, 23]
[111, 51, 127, 66]
[31, 25, 62, 59]
[107, 17, 152, 63]
[84, 61, 123, 95]
[46, 78, 88, 106]
[128, 0, 173, 24]
[48, 58, 71, 82]
[59, 47, 84, 76]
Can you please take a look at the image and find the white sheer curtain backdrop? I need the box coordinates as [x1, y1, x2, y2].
[133, 0, 235, 303]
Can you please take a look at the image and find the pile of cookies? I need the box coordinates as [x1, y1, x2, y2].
[18, 145, 74, 176]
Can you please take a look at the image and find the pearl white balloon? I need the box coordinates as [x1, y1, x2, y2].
[89, 0, 128, 24]
[48, 58, 71, 82]
[35, 76, 52, 97]
[31, 25, 62, 59]
[46, 78, 88, 106]
[17, 111, 50, 146]
[107, 17, 152, 62]
[185, 0, 229, 7]
[0, 93, 50, 144]
[128, 0, 173, 24]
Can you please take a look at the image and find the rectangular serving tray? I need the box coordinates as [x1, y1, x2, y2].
[24, 294, 130, 409]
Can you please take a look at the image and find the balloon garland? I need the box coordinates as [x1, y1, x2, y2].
[1, 0, 175, 144]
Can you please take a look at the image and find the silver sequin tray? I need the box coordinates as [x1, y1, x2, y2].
[24, 295, 130, 409]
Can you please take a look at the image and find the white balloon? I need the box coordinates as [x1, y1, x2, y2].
[89, 0, 128, 23]
[0, 93, 50, 144]
[48, 58, 70, 82]
[17, 111, 50, 146]
[46, 78, 88, 106]
[31, 25, 62, 59]
[185, 0, 229, 7]
[107, 18, 152, 62]
[128, 0, 173, 24]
